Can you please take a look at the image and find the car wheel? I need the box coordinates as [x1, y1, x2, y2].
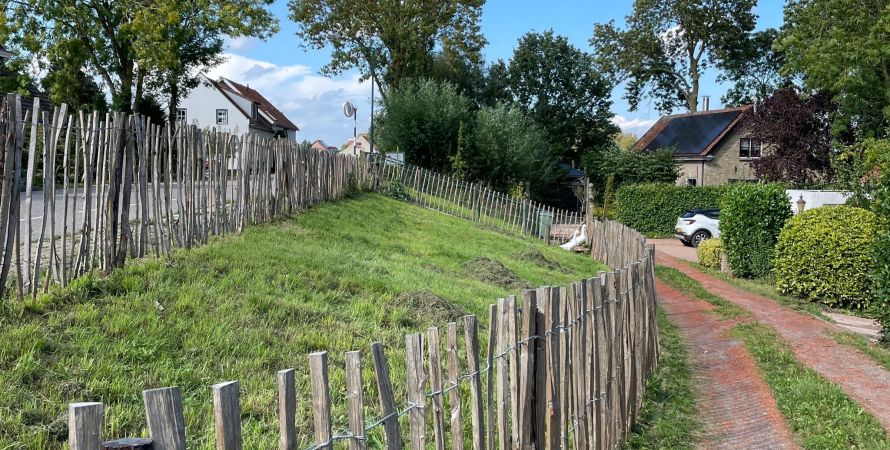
[691, 230, 711, 248]
[681, 240, 693, 247]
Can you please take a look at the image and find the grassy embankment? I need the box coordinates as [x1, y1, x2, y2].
[0, 193, 605, 448]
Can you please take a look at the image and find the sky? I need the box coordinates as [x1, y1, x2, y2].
[209, 0, 786, 147]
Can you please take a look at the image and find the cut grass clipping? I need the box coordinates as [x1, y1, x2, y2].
[623, 308, 698, 449]
[733, 323, 890, 449]
[0, 194, 606, 448]
[654, 265, 748, 319]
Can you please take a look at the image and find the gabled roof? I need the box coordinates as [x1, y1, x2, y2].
[205, 75, 299, 132]
[634, 106, 751, 157]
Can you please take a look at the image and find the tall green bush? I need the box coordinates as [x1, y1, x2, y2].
[720, 183, 792, 278]
[774, 206, 878, 309]
[614, 183, 726, 236]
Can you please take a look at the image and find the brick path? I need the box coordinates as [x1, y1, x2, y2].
[657, 279, 799, 449]
[657, 251, 890, 433]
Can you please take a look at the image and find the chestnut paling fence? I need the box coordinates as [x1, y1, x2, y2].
[378, 156, 585, 240]
[2, 95, 661, 449]
[0, 95, 371, 301]
[67, 223, 660, 449]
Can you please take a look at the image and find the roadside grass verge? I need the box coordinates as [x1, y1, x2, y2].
[654, 265, 748, 319]
[623, 308, 698, 449]
[732, 323, 890, 449]
[0, 193, 605, 448]
[683, 261, 827, 319]
[834, 332, 890, 372]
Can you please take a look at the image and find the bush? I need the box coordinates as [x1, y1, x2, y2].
[721, 183, 792, 278]
[583, 147, 679, 192]
[614, 183, 726, 236]
[774, 206, 879, 309]
[697, 238, 723, 270]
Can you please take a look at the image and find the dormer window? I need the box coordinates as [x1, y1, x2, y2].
[251, 102, 259, 119]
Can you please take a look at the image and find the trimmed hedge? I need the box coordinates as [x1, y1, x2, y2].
[721, 183, 791, 278]
[774, 206, 879, 309]
[697, 238, 723, 270]
[614, 183, 726, 236]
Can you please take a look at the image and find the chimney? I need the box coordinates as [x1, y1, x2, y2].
[702, 96, 710, 111]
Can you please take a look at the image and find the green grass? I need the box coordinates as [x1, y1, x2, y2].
[684, 261, 831, 320]
[654, 266, 748, 319]
[835, 332, 890, 372]
[732, 323, 890, 449]
[0, 193, 605, 448]
[623, 308, 698, 449]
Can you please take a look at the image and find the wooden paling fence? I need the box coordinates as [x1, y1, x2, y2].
[379, 157, 584, 240]
[66, 220, 659, 450]
[0, 95, 371, 300]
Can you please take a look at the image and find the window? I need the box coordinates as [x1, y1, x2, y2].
[216, 109, 228, 125]
[686, 178, 697, 187]
[251, 102, 259, 119]
[740, 138, 762, 158]
[176, 108, 187, 123]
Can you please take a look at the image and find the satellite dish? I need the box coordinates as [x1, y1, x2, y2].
[343, 100, 356, 118]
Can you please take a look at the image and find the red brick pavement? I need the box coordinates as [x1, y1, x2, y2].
[657, 251, 890, 433]
[657, 278, 799, 449]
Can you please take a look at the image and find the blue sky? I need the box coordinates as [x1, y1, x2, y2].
[211, 0, 785, 147]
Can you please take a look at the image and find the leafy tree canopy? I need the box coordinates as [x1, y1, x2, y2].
[508, 31, 617, 164]
[777, 0, 890, 138]
[582, 147, 679, 192]
[591, 0, 756, 113]
[741, 88, 835, 185]
[718, 28, 794, 106]
[289, 0, 486, 99]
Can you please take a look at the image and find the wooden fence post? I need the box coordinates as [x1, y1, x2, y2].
[277, 369, 297, 450]
[143, 387, 187, 450]
[463, 315, 485, 450]
[371, 342, 403, 449]
[212, 381, 242, 450]
[69, 402, 103, 450]
[345, 351, 366, 450]
[309, 352, 333, 449]
[445, 323, 464, 450]
[405, 333, 427, 450]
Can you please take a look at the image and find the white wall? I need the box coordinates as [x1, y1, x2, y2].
[786, 189, 852, 214]
[179, 81, 250, 135]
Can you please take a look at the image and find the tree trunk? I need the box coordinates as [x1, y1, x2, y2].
[168, 81, 180, 129]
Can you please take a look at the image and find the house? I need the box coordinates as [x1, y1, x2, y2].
[310, 139, 338, 153]
[178, 74, 299, 141]
[341, 133, 373, 156]
[634, 106, 760, 186]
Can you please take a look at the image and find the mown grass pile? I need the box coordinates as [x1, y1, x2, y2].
[0, 194, 604, 448]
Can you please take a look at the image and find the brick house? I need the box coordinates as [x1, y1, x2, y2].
[634, 106, 761, 186]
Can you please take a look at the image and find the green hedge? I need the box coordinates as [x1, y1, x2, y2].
[614, 183, 726, 236]
[697, 238, 723, 270]
[774, 206, 879, 309]
[721, 183, 792, 278]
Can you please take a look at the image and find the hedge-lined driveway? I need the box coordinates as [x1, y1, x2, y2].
[650, 238, 699, 263]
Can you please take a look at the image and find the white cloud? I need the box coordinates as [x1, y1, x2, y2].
[224, 36, 259, 52]
[611, 115, 657, 136]
[205, 53, 374, 146]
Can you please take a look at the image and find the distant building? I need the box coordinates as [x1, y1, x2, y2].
[635, 106, 760, 186]
[310, 139, 338, 153]
[342, 133, 373, 156]
[179, 74, 299, 141]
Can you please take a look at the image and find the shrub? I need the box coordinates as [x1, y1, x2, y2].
[697, 238, 723, 270]
[774, 206, 879, 309]
[583, 147, 679, 192]
[720, 183, 792, 278]
[614, 183, 726, 236]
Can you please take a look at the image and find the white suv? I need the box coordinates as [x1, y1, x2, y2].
[674, 208, 720, 247]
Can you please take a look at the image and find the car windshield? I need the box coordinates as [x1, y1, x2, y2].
[681, 210, 695, 218]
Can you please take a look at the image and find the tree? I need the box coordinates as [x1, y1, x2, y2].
[777, 0, 890, 138]
[717, 29, 793, 106]
[508, 31, 618, 164]
[2, 0, 276, 114]
[41, 55, 108, 111]
[591, 0, 756, 113]
[376, 78, 471, 171]
[613, 132, 639, 151]
[582, 147, 679, 192]
[461, 102, 553, 192]
[741, 88, 834, 185]
[289, 0, 486, 99]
